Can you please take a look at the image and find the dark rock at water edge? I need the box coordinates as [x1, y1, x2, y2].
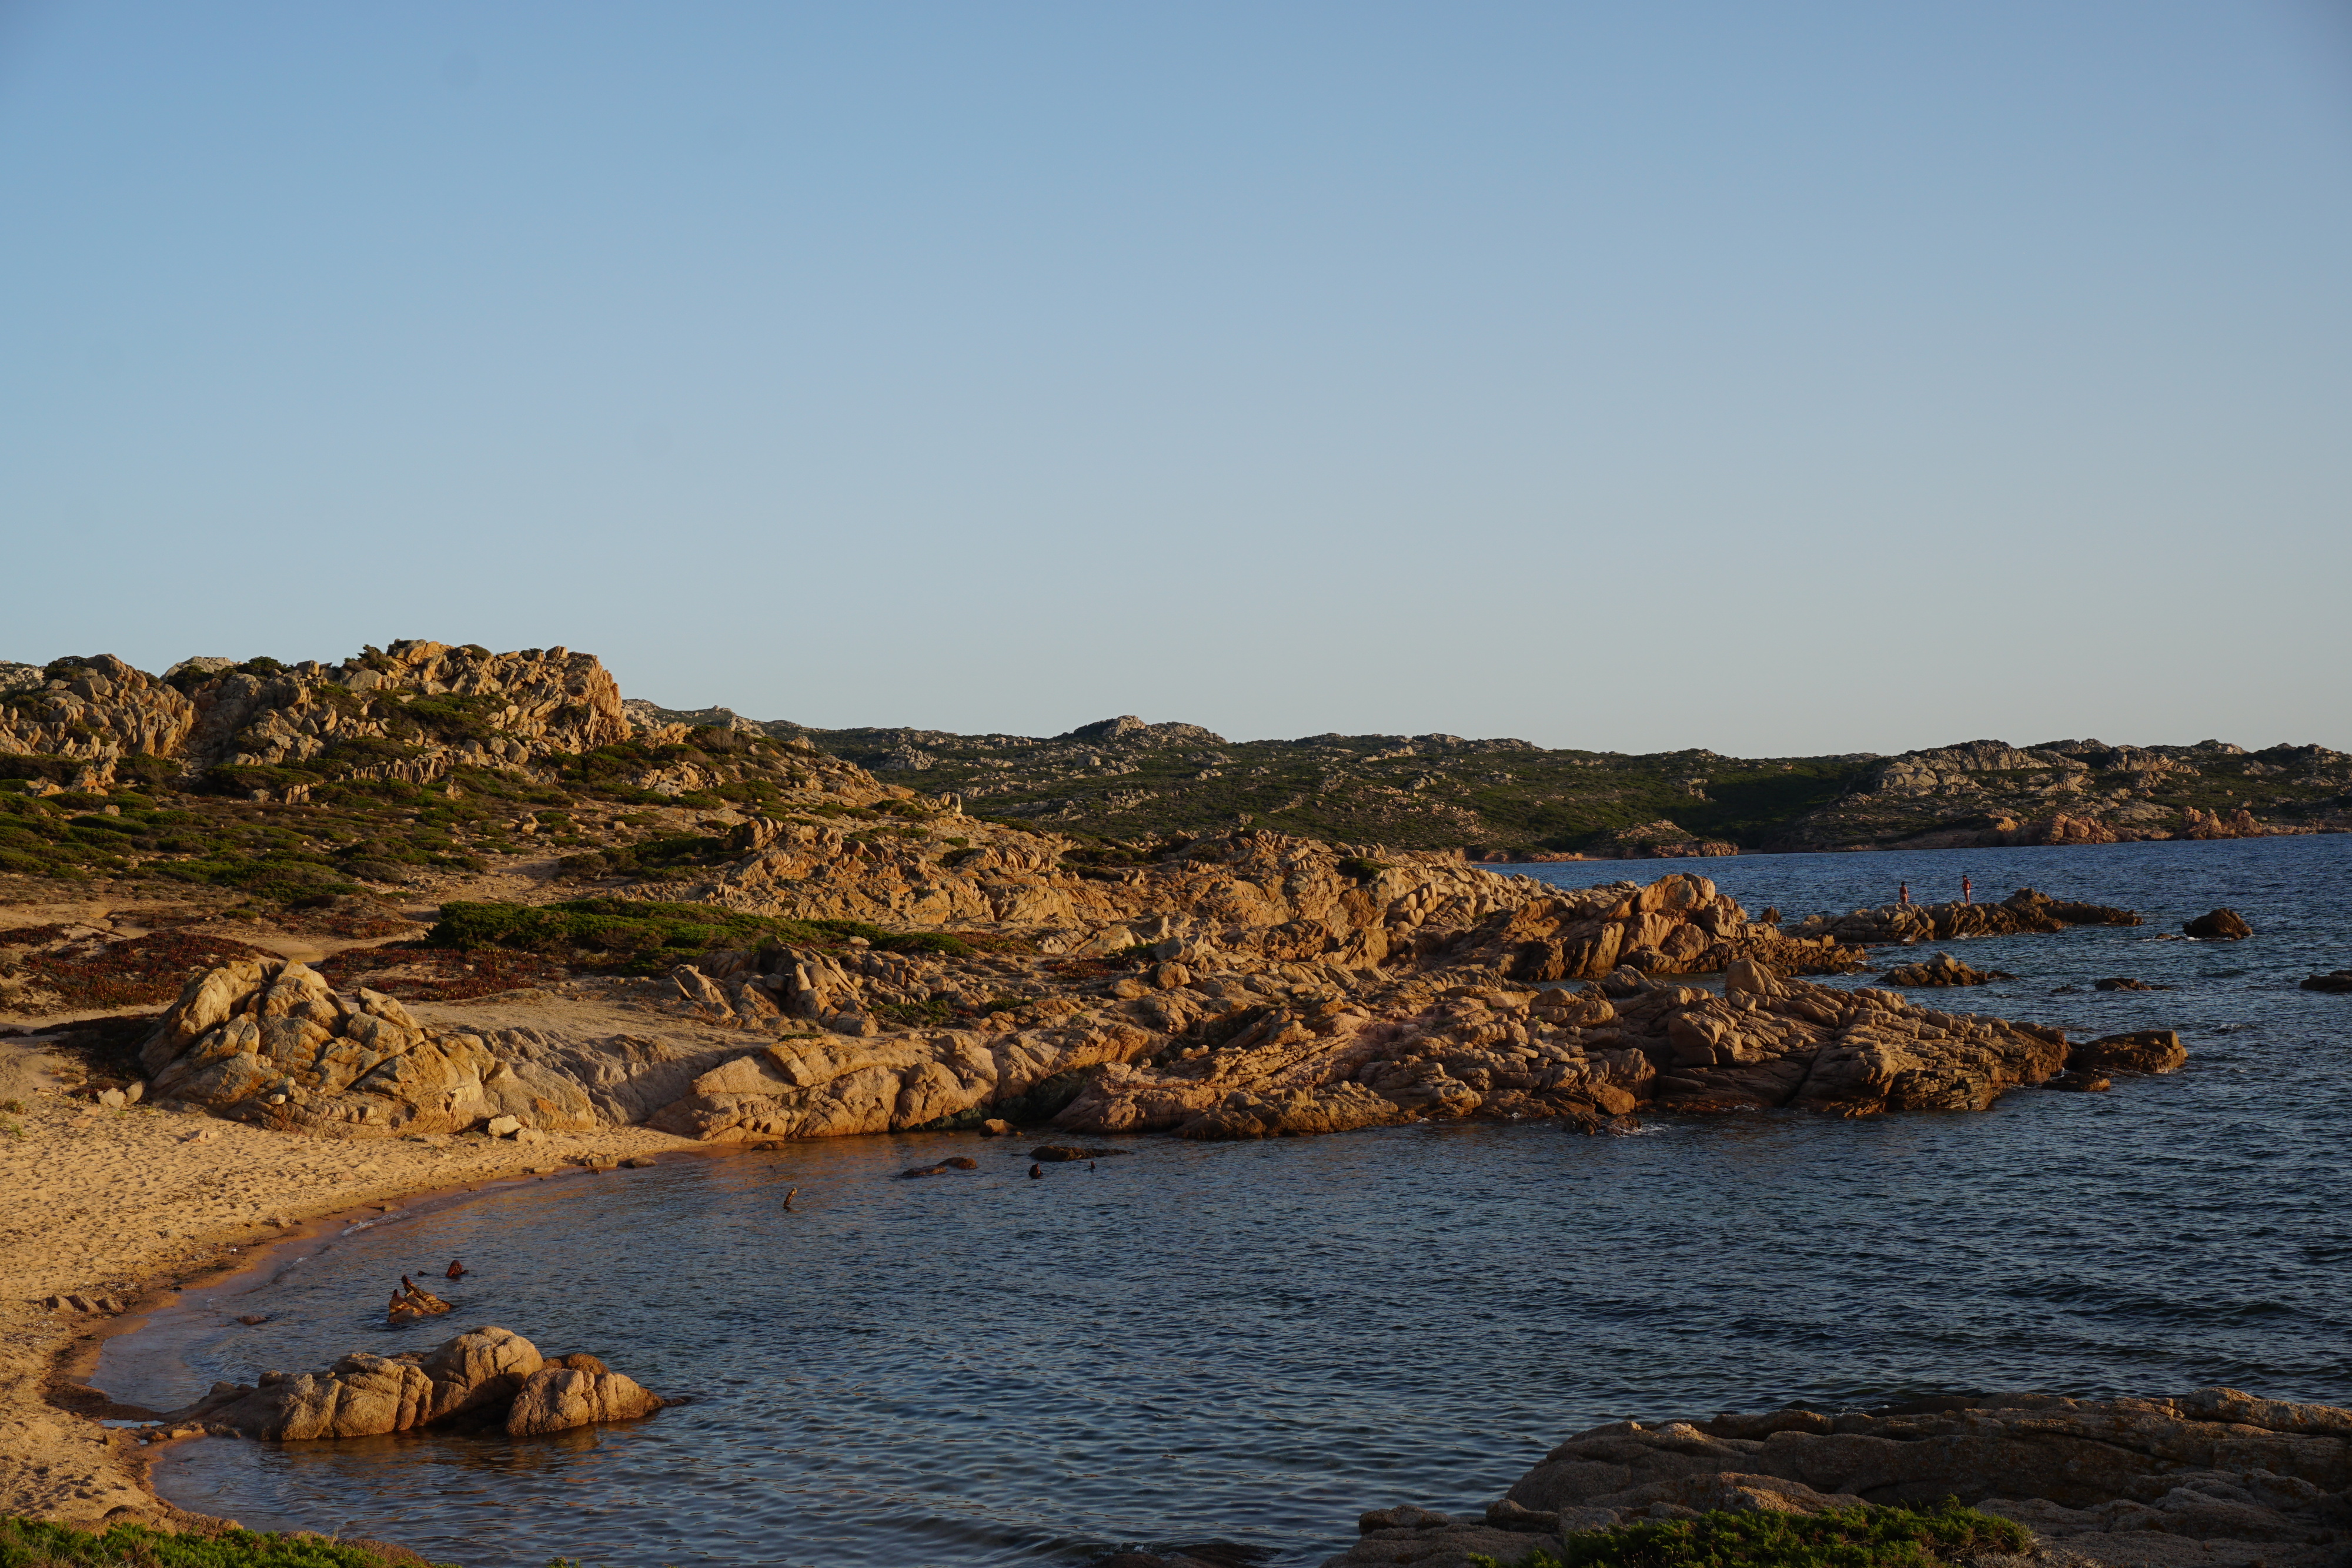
[2184, 908, 2253, 940]
[1879, 952, 2012, 987]
[2095, 977, 2170, 991]
[2068, 1029, 2187, 1075]
[2300, 969, 2352, 994]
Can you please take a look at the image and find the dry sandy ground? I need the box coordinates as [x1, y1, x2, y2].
[0, 1022, 708, 1530]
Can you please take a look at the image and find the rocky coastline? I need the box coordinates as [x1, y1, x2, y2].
[120, 854, 2185, 1146]
[1319, 1389, 2352, 1568]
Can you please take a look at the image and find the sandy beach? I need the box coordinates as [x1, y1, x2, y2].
[0, 1025, 698, 1530]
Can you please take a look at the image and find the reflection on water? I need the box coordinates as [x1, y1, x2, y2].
[111, 836, 2352, 1568]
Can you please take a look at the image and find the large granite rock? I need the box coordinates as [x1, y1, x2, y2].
[1325, 1390, 2352, 1568]
[161, 1327, 664, 1440]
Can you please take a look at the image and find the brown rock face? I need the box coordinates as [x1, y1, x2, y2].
[138, 856, 2151, 1146]
[0, 641, 633, 793]
[505, 1363, 666, 1436]
[2070, 1029, 2189, 1075]
[2184, 908, 2254, 941]
[1057, 958, 2073, 1136]
[164, 1325, 551, 1440]
[1323, 1390, 2352, 1568]
[140, 960, 602, 1139]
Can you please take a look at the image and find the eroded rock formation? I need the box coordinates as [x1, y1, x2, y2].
[136, 851, 2172, 1144]
[160, 1326, 664, 1441]
[1324, 1389, 2352, 1568]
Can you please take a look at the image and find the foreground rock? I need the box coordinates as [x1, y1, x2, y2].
[158, 1326, 664, 1440]
[1325, 1389, 2352, 1568]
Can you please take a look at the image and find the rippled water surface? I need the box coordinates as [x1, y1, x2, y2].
[108, 837, 2352, 1567]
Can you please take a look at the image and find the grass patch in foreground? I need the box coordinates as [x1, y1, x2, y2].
[1471, 1499, 2030, 1568]
[0, 1517, 452, 1568]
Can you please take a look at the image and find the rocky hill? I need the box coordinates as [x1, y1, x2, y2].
[0, 641, 924, 915]
[1, 643, 2343, 925]
[629, 702, 2352, 857]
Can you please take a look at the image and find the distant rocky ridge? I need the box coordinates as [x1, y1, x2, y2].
[4, 644, 2344, 855]
[622, 698, 2352, 857]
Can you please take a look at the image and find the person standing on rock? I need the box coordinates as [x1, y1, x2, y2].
[1962, 875, 1973, 905]
[1898, 883, 1910, 906]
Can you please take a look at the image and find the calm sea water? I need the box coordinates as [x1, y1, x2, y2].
[106, 835, 2352, 1568]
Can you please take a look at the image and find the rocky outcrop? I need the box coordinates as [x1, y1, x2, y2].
[1056, 957, 2076, 1136]
[1, 642, 648, 794]
[2301, 971, 2352, 994]
[136, 859, 2159, 1144]
[159, 1327, 664, 1441]
[1787, 888, 2140, 947]
[1878, 952, 2010, 987]
[2184, 909, 2253, 941]
[139, 959, 624, 1139]
[1324, 1389, 2352, 1568]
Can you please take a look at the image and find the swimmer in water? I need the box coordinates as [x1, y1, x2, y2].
[1029, 1163, 1043, 1179]
[446, 1259, 467, 1279]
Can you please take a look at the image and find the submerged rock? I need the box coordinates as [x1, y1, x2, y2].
[2301, 970, 2352, 994]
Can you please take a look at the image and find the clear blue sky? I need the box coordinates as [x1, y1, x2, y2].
[4, 2, 2347, 754]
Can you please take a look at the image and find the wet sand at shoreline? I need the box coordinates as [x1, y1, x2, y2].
[0, 1029, 694, 1529]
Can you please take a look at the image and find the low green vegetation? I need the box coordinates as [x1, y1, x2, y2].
[0, 1516, 452, 1568]
[1469, 1499, 2030, 1568]
[426, 899, 978, 969]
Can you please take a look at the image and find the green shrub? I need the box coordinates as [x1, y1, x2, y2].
[1468, 1499, 2032, 1568]
[0, 755, 79, 784]
[1338, 855, 1392, 881]
[425, 900, 975, 968]
[0, 1515, 450, 1567]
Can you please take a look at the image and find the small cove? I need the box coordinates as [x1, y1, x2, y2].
[105, 835, 2352, 1568]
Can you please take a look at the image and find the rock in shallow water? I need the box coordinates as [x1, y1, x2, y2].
[2184, 908, 2254, 940]
[158, 1325, 667, 1440]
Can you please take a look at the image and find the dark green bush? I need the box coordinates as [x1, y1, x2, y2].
[1468, 1499, 2032, 1568]
[426, 900, 975, 967]
[0, 755, 79, 784]
[0, 1515, 449, 1567]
